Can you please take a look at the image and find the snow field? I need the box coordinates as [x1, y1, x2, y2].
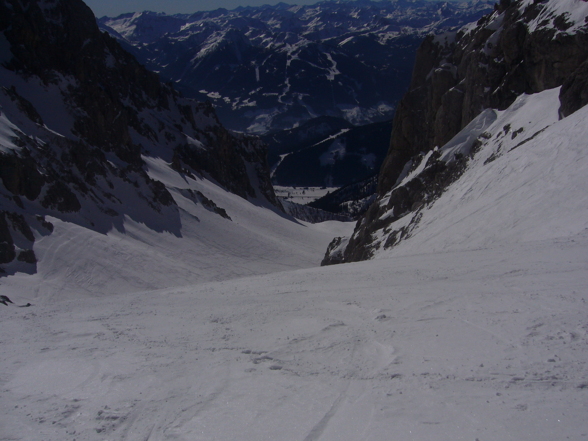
[1, 234, 587, 440]
[1, 82, 588, 441]
[0, 154, 353, 302]
[376, 88, 588, 258]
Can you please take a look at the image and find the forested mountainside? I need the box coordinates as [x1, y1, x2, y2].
[99, 0, 494, 133]
[267, 119, 392, 188]
[324, 0, 588, 264]
[97, 1, 493, 202]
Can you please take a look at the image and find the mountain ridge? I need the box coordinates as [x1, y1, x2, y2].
[324, 0, 588, 264]
[98, 0, 494, 133]
[0, 0, 286, 279]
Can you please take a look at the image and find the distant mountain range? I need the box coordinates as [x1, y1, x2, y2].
[97, 0, 494, 198]
[98, 0, 494, 133]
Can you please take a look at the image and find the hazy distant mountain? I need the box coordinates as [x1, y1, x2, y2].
[263, 117, 391, 188]
[99, 0, 494, 133]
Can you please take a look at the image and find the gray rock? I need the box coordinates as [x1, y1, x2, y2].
[339, 0, 588, 263]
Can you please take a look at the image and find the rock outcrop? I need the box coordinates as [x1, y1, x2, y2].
[0, 0, 280, 275]
[325, 0, 588, 265]
[379, 0, 588, 196]
[560, 58, 588, 117]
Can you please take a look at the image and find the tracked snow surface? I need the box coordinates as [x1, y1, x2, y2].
[1, 78, 587, 440]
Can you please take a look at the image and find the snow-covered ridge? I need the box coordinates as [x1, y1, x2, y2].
[0, 0, 352, 288]
[521, 0, 588, 35]
[458, 0, 588, 39]
[98, 0, 494, 133]
[370, 87, 588, 256]
[103, 1, 492, 45]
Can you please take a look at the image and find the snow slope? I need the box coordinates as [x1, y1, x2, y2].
[1, 86, 587, 440]
[1, 232, 587, 440]
[0, 159, 353, 300]
[371, 88, 588, 258]
[1, 3, 588, 436]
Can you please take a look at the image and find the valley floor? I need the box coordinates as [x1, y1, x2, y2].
[1, 231, 587, 440]
[274, 186, 338, 205]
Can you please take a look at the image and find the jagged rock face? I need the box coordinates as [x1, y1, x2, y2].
[560, 58, 588, 117]
[1, 0, 164, 164]
[0, 0, 280, 275]
[329, 0, 588, 264]
[379, 0, 588, 196]
[337, 148, 471, 263]
[173, 117, 281, 206]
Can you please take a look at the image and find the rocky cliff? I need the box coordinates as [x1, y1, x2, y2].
[0, 0, 280, 276]
[324, 0, 588, 264]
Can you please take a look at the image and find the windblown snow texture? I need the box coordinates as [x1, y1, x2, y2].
[1, 1, 587, 441]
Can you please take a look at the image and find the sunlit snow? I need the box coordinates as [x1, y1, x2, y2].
[1, 0, 587, 439]
[1, 84, 588, 440]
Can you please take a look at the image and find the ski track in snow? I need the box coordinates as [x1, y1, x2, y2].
[1, 87, 588, 440]
[1, 234, 588, 441]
